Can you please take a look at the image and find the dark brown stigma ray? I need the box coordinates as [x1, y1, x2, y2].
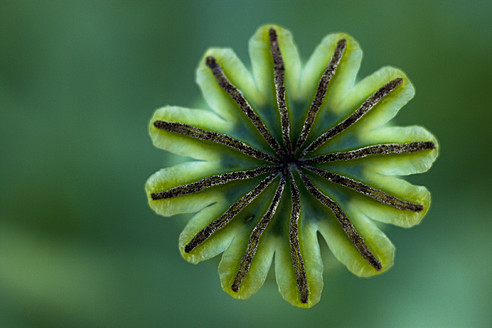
[301, 164, 423, 212]
[205, 56, 284, 158]
[153, 120, 278, 163]
[231, 173, 286, 292]
[301, 78, 403, 156]
[303, 141, 436, 164]
[269, 28, 292, 155]
[184, 171, 279, 253]
[295, 39, 346, 152]
[287, 169, 309, 304]
[298, 170, 382, 271]
[151, 166, 279, 200]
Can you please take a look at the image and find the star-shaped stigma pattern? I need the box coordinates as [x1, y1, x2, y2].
[146, 25, 438, 308]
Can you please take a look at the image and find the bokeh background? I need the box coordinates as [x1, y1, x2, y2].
[1, 0, 491, 327]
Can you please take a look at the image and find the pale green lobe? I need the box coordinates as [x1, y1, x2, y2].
[313, 125, 437, 228]
[249, 24, 302, 103]
[361, 125, 439, 176]
[145, 161, 223, 216]
[149, 106, 230, 161]
[300, 33, 362, 113]
[218, 225, 276, 300]
[195, 48, 275, 154]
[196, 48, 263, 122]
[337, 66, 414, 130]
[178, 174, 277, 264]
[317, 203, 395, 277]
[179, 201, 241, 264]
[309, 159, 432, 228]
[298, 170, 394, 277]
[216, 176, 280, 299]
[306, 156, 431, 229]
[275, 220, 323, 308]
[350, 174, 431, 228]
[309, 67, 415, 156]
[249, 24, 302, 142]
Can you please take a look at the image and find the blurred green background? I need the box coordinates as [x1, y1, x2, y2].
[1, 0, 491, 327]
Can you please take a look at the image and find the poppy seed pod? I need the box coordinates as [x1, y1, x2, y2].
[145, 24, 438, 308]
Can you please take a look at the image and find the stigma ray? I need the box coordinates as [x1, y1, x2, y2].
[302, 78, 403, 156]
[184, 172, 279, 253]
[295, 39, 346, 152]
[153, 120, 278, 163]
[303, 141, 436, 164]
[206, 56, 284, 157]
[299, 170, 382, 271]
[302, 165, 423, 212]
[288, 169, 309, 303]
[151, 166, 279, 200]
[231, 174, 286, 292]
[269, 28, 293, 155]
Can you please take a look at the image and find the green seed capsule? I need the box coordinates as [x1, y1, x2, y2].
[145, 24, 439, 308]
